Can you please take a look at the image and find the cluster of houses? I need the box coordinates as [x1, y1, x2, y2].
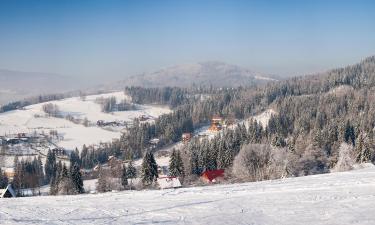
[0, 133, 32, 145]
[207, 116, 236, 133]
[139, 114, 153, 122]
[96, 120, 128, 127]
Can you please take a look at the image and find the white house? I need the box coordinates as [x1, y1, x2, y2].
[157, 177, 182, 189]
[0, 184, 16, 198]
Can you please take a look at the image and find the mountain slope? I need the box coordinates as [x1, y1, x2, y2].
[114, 61, 277, 88]
[1, 166, 374, 225]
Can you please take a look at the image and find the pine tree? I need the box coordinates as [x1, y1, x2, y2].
[121, 165, 128, 188]
[45, 149, 56, 183]
[0, 168, 8, 188]
[176, 150, 185, 177]
[169, 149, 179, 177]
[97, 167, 108, 193]
[127, 161, 137, 179]
[355, 133, 372, 163]
[141, 152, 158, 186]
[70, 163, 84, 194]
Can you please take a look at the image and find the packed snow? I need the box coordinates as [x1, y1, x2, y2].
[1, 166, 375, 224]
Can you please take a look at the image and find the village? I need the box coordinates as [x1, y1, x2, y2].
[1, 114, 234, 198]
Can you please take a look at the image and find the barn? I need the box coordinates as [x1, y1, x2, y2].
[157, 177, 182, 189]
[201, 169, 225, 183]
[0, 184, 16, 198]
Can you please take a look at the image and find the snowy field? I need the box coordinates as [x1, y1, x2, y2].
[0, 91, 170, 151]
[1, 166, 375, 225]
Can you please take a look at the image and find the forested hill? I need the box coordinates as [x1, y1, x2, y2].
[263, 55, 375, 102]
[111, 61, 277, 88]
[118, 56, 375, 180]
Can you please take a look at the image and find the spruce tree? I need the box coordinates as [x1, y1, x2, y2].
[45, 149, 56, 183]
[70, 163, 84, 194]
[169, 149, 178, 176]
[121, 165, 128, 188]
[141, 152, 158, 186]
[0, 168, 8, 188]
[127, 161, 137, 179]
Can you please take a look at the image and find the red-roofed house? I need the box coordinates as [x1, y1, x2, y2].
[201, 169, 225, 183]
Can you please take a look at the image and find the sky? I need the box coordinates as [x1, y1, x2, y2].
[0, 0, 374, 81]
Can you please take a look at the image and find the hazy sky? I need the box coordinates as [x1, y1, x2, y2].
[0, 0, 374, 80]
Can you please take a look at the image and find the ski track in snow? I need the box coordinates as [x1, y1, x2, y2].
[1, 167, 375, 225]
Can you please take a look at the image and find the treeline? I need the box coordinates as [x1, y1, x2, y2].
[12, 156, 44, 196]
[0, 93, 71, 113]
[95, 96, 136, 113]
[45, 149, 84, 195]
[125, 87, 189, 107]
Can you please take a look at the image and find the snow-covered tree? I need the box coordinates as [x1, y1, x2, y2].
[70, 163, 84, 194]
[141, 152, 158, 186]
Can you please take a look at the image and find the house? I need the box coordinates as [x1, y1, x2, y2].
[182, 133, 192, 143]
[149, 138, 160, 145]
[0, 184, 16, 198]
[157, 176, 182, 189]
[201, 169, 225, 183]
[52, 148, 65, 156]
[3, 168, 15, 181]
[208, 116, 223, 132]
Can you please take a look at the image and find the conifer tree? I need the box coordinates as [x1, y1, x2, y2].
[127, 161, 137, 179]
[0, 168, 8, 189]
[141, 152, 158, 186]
[70, 163, 84, 194]
[121, 165, 128, 188]
[45, 149, 56, 183]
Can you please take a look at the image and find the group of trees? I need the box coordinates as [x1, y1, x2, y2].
[12, 156, 44, 195]
[42, 103, 60, 117]
[0, 93, 71, 113]
[45, 150, 84, 195]
[97, 160, 137, 192]
[95, 96, 136, 113]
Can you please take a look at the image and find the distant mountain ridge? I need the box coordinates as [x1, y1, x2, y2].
[112, 61, 277, 88]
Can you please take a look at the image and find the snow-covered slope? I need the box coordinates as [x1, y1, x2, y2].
[1, 166, 375, 225]
[0, 91, 170, 151]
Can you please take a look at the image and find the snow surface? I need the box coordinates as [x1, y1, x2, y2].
[251, 109, 277, 128]
[1, 166, 375, 225]
[0, 91, 170, 151]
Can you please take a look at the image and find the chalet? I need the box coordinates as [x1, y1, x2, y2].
[3, 168, 15, 181]
[52, 148, 66, 156]
[139, 115, 151, 121]
[0, 184, 16, 198]
[157, 176, 182, 189]
[201, 169, 225, 183]
[149, 138, 160, 145]
[182, 133, 192, 143]
[208, 116, 223, 132]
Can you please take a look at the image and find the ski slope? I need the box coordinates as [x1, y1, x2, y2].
[1, 166, 375, 225]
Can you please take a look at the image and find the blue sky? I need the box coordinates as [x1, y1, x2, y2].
[0, 0, 374, 80]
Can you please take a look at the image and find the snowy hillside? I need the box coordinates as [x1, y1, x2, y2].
[0, 91, 170, 151]
[109, 61, 277, 88]
[1, 166, 375, 225]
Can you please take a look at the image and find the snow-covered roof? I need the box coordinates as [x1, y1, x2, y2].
[157, 177, 181, 189]
[0, 184, 16, 198]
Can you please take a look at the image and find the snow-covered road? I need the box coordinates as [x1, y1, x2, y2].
[1, 166, 375, 225]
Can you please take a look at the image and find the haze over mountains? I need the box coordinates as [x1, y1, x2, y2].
[0, 61, 278, 104]
[0, 69, 85, 104]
